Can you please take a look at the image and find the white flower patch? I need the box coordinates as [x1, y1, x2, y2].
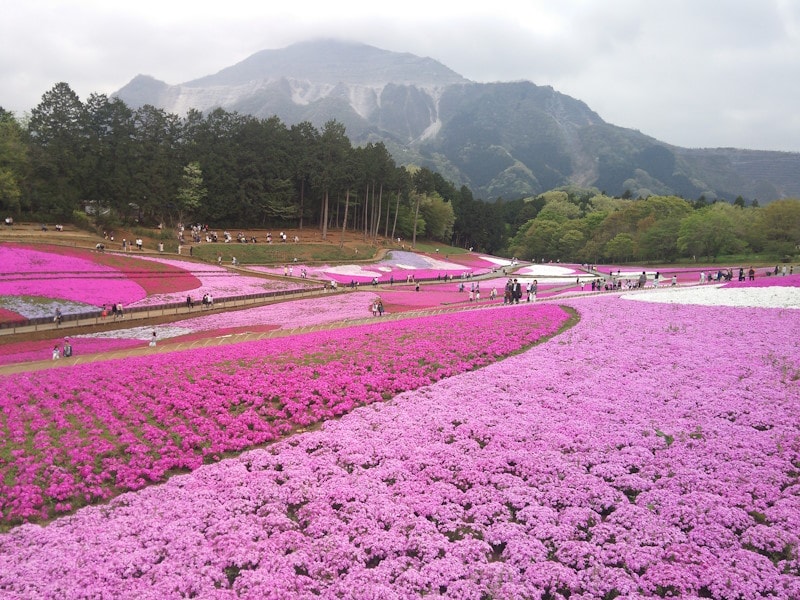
[77, 325, 194, 341]
[516, 265, 580, 277]
[478, 255, 514, 266]
[325, 265, 387, 277]
[622, 285, 800, 309]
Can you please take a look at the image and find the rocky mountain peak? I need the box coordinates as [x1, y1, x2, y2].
[113, 40, 800, 202]
[185, 39, 468, 88]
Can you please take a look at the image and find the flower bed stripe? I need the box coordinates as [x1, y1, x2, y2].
[0, 304, 570, 527]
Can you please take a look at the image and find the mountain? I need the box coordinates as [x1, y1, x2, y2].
[115, 39, 800, 203]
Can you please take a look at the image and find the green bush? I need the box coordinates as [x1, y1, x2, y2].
[70, 210, 92, 231]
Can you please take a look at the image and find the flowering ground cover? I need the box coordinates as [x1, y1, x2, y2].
[377, 284, 475, 311]
[439, 253, 514, 270]
[0, 242, 203, 299]
[379, 279, 564, 308]
[0, 303, 570, 528]
[0, 307, 26, 324]
[128, 256, 314, 307]
[76, 292, 387, 345]
[250, 251, 500, 284]
[0, 244, 315, 323]
[0, 244, 148, 316]
[623, 283, 800, 309]
[0, 292, 383, 366]
[72, 247, 202, 297]
[0, 337, 145, 366]
[724, 273, 800, 289]
[1, 285, 798, 598]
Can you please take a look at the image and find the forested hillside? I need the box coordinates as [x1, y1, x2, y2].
[1, 84, 798, 262]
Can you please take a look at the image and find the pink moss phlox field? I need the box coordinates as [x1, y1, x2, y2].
[170, 291, 384, 333]
[128, 256, 312, 307]
[1, 296, 798, 598]
[438, 253, 511, 270]
[724, 273, 800, 289]
[0, 243, 146, 306]
[0, 338, 144, 366]
[0, 293, 384, 366]
[0, 304, 569, 527]
[1, 242, 207, 298]
[0, 307, 25, 324]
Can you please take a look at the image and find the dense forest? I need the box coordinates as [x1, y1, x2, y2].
[1, 82, 799, 262]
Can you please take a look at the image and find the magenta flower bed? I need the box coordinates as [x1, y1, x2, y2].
[0, 338, 144, 366]
[724, 273, 800, 288]
[0, 244, 146, 307]
[0, 244, 313, 323]
[0, 295, 798, 598]
[129, 257, 313, 306]
[440, 252, 512, 270]
[0, 304, 569, 527]
[173, 291, 384, 332]
[379, 285, 476, 310]
[0, 307, 25, 324]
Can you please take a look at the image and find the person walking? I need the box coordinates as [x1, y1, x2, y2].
[513, 279, 522, 303]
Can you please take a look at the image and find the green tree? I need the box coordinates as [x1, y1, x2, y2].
[760, 199, 800, 256]
[361, 141, 394, 240]
[174, 162, 207, 225]
[130, 105, 183, 224]
[0, 108, 26, 214]
[536, 191, 581, 222]
[288, 121, 320, 229]
[508, 218, 561, 261]
[558, 228, 586, 259]
[419, 192, 455, 242]
[80, 94, 136, 217]
[316, 120, 351, 239]
[410, 167, 437, 247]
[605, 233, 635, 262]
[182, 108, 243, 223]
[27, 82, 85, 216]
[677, 204, 740, 259]
[638, 218, 682, 261]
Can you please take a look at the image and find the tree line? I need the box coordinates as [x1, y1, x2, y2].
[1, 82, 798, 261]
[504, 188, 800, 263]
[0, 82, 505, 252]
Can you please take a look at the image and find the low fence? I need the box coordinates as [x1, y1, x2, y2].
[0, 285, 328, 336]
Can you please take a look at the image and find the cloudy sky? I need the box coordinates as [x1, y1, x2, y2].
[2, 0, 798, 152]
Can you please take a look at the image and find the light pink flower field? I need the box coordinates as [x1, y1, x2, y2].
[1, 250, 799, 598]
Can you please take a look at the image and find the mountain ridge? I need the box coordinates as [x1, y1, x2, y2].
[114, 39, 800, 202]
